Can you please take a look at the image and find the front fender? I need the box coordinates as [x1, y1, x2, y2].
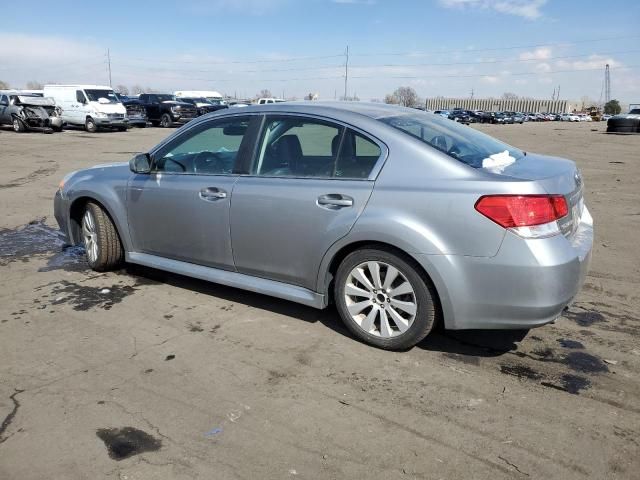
[62, 166, 132, 250]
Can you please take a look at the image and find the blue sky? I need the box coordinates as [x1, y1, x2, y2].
[1, 0, 639, 104]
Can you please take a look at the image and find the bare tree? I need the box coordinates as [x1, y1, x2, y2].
[115, 85, 129, 95]
[384, 93, 398, 104]
[502, 92, 519, 100]
[258, 89, 273, 99]
[0, 79, 10, 89]
[387, 87, 418, 107]
[26, 81, 43, 90]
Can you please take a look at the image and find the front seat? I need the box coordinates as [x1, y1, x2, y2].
[261, 135, 303, 176]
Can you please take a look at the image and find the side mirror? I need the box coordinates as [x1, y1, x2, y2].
[129, 153, 152, 174]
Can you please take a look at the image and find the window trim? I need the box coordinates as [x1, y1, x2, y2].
[247, 113, 388, 182]
[148, 115, 259, 177]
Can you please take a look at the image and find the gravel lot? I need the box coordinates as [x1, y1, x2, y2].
[1, 121, 639, 479]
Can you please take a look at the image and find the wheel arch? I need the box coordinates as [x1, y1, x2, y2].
[68, 195, 129, 251]
[319, 240, 449, 328]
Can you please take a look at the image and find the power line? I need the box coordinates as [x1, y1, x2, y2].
[350, 34, 640, 57]
[349, 64, 640, 80]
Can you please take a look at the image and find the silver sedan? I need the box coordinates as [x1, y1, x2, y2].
[54, 102, 593, 350]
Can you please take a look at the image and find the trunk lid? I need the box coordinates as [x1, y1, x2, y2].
[494, 153, 584, 238]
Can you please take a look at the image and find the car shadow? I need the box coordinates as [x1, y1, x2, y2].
[124, 263, 528, 357]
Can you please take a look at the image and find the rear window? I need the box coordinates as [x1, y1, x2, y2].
[379, 113, 524, 168]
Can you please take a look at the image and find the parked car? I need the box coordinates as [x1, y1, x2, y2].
[601, 114, 612, 122]
[433, 110, 450, 118]
[561, 113, 580, 122]
[44, 85, 128, 132]
[54, 102, 592, 350]
[115, 94, 147, 128]
[175, 90, 226, 106]
[607, 108, 640, 133]
[257, 97, 286, 105]
[506, 112, 524, 124]
[178, 97, 228, 116]
[0, 92, 63, 132]
[138, 93, 198, 127]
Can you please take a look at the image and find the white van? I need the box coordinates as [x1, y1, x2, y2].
[257, 98, 285, 105]
[174, 90, 225, 105]
[43, 85, 128, 132]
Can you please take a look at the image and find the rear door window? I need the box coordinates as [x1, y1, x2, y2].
[255, 117, 342, 178]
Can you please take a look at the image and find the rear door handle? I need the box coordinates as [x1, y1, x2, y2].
[199, 187, 227, 201]
[317, 194, 354, 209]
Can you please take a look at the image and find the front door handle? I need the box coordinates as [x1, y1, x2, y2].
[317, 194, 354, 209]
[199, 187, 227, 201]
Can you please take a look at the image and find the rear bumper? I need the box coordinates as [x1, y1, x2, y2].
[417, 206, 593, 330]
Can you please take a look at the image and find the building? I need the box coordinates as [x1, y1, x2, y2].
[424, 97, 577, 113]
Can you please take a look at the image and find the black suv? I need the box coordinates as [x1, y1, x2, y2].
[138, 94, 198, 127]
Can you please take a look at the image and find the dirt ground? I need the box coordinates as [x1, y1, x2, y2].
[0, 121, 639, 479]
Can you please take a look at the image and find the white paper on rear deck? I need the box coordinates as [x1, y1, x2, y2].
[482, 150, 516, 174]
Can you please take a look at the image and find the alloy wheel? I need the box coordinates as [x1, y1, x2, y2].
[344, 261, 417, 338]
[82, 209, 99, 263]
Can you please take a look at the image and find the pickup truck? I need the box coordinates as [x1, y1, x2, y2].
[138, 93, 198, 127]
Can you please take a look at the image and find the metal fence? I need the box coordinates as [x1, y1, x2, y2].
[424, 98, 571, 113]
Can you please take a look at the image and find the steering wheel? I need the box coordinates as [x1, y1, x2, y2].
[193, 151, 224, 174]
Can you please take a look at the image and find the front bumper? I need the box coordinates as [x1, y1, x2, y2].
[95, 117, 129, 127]
[417, 206, 593, 330]
[54, 189, 71, 243]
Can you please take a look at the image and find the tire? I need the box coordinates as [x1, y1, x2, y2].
[160, 113, 173, 128]
[52, 125, 63, 132]
[334, 247, 437, 350]
[151, 120, 160, 127]
[117, 126, 127, 132]
[85, 117, 97, 133]
[81, 202, 124, 272]
[12, 117, 25, 133]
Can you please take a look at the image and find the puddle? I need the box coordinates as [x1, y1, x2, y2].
[562, 351, 609, 373]
[562, 308, 606, 327]
[48, 281, 137, 311]
[38, 245, 88, 272]
[96, 427, 161, 461]
[541, 374, 591, 395]
[499, 364, 543, 380]
[557, 338, 585, 349]
[0, 220, 65, 265]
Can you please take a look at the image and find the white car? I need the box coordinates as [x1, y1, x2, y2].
[561, 113, 580, 122]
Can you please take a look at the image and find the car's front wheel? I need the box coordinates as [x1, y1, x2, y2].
[160, 113, 173, 128]
[82, 202, 123, 271]
[335, 248, 437, 350]
[12, 117, 25, 132]
[85, 117, 97, 133]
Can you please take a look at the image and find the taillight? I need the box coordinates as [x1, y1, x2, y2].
[475, 195, 568, 238]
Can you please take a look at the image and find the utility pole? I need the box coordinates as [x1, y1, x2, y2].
[552, 87, 556, 100]
[557, 85, 560, 99]
[344, 45, 349, 100]
[470, 88, 474, 100]
[604, 64, 611, 104]
[107, 48, 112, 87]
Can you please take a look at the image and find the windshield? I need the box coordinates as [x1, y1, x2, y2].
[629, 109, 640, 114]
[156, 94, 177, 102]
[191, 97, 211, 104]
[85, 89, 119, 103]
[207, 97, 225, 105]
[379, 113, 524, 168]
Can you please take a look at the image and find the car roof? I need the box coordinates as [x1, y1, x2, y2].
[226, 101, 424, 120]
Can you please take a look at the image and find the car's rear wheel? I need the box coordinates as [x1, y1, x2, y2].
[12, 117, 25, 132]
[82, 202, 123, 271]
[335, 248, 437, 350]
[160, 113, 173, 128]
